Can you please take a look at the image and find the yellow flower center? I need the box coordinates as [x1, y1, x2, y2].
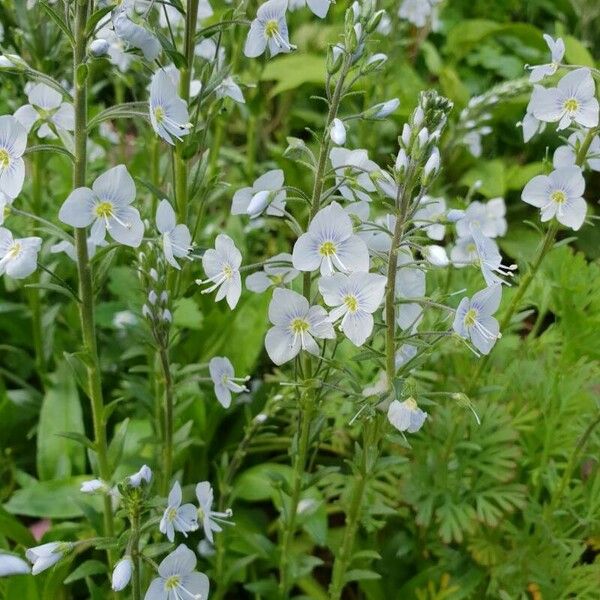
[551, 190, 566, 204]
[463, 308, 478, 327]
[290, 318, 309, 334]
[405, 397, 418, 410]
[343, 295, 359, 313]
[198, 506, 205, 520]
[167, 507, 178, 522]
[0, 148, 10, 169]
[319, 241, 336, 256]
[265, 19, 279, 38]
[164, 575, 181, 590]
[154, 106, 165, 124]
[7, 242, 21, 259]
[223, 265, 233, 279]
[95, 201, 114, 218]
[563, 98, 579, 113]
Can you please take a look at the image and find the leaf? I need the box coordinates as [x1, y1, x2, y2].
[38, 1, 75, 46]
[0, 505, 36, 546]
[173, 297, 204, 330]
[36, 361, 86, 481]
[108, 418, 130, 470]
[261, 54, 326, 96]
[5, 477, 102, 519]
[343, 569, 381, 583]
[63, 351, 93, 400]
[232, 463, 293, 502]
[564, 36, 595, 68]
[438, 67, 470, 107]
[63, 560, 107, 584]
[460, 159, 506, 198]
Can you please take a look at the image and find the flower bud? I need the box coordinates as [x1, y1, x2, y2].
[363, 52, 388, 73]
[422, 147, 440, 184]
[400, 123, 412, 148]
[112, 556, 133, 591]
[366, 9, 385, 33]
[26, 542, 72, 575]
[90, 38, 110, 57]
[329, 118, 346, 145]
[395, 148, 409, 176]
[162, 309, 172, 323]
[0, 53, 28, 70]
[326, 44, 344, 75]
[247, 190, 271, 217]
[80, 479, 109, 494]
[148, 290, 158, 305]
[423, 244, 449, 267]
[365, 98, 400, 119]
[0, 554, 31, 576]
[127, 464, 152, 487]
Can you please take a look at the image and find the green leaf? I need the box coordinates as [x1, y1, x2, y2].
[0, 505, 36, 546]
[563, 36, 595, 68]
[173, 297, 204, 330]
[438, 67, 470, 107]
[63, 560, 107, 584]
[38, 1, 75, 46]
[261, 54, 325, 96]
[36, 362, 86, 481]
[460, 159, 506, 198]
[343, 569, 381, 583]
[5, 477, 102, 519]
[232, 463, 293, 502]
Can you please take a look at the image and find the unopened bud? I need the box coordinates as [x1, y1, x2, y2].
[90, 38, 110, 57]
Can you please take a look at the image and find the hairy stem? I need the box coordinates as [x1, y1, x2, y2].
[158, 344, 174, 495]
[278, 56, 351, 599]
[130, 509, 142, 600]
[73, 0, 115, 559]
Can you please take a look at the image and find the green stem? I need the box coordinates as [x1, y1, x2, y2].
[328, 420, 379, 600]
[73, 0, 115, 558]
[158, 345, 174, 495]
[278, 57, 352, 599]
[174, 0, 199, 221]
[278, 392, 315, 598]
[28, 152, 45, 377]
[130, 508, 142, 600]
[469, 127, 597, 388]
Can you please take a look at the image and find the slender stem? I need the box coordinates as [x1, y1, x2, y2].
[174, 0, 199, 221]
[158, 345, 174, 495]
[278, 391, 315, 598]
[130, 509, 142, 600]
[328, 420, 377, 600]
[72, 0, 115, 559]
[28, 152, 45, 377]
[469, 127, 597, 388]
[278, 56, 351, 599]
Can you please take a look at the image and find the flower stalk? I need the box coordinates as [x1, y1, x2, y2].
[72, 0, 115, 558]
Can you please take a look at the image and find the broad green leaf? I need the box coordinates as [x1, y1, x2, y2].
[232, 463, 293, 502]
[36, 362, 86, 481]
[63, 560, 107, 584]
[173, 297, 204, 330]
[564, 36, 595, 68]
[261, 54, 325, 96]
[5, 477, 102, 519]
[460, 159, 506, 198]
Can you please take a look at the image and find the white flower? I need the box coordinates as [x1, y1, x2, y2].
[453, 284, 502, 355]
[532, 68, 599, 130]
[58, 165, 144, 247]
[265, 288, 335, 365]
[329, 147, 379, 203]
[0, 227, 41, 279]
[160, 482, 199, 542]
[244, 0, 295, 58]
[128, 464, 152, 487]
[398, 0, 440, 28]
[318, 272, 386, 346]
[387, 398, 427, 433]
[521, 166, 587, 230]
[0, 115, 27, 199]
[149, 69, 192, 145]
[198, 234, 242, 309]
[553, 130, 600, 172]
[288, 0, 332, 18]
[0, 554, 30, 576]
[395, 344, 417, 369]
[112, 556, 133, 592]
[215, 77, 245, 104]
[195, 38, 225, 67]
[413, 195, 446, 240]
[455, 197, 507, 238]
[519, 85, 546, 142]
[395, 248, 425, 331]
[292, 202, 369, 276]
[422, 146, 441, 180]
[26, 542, 71, 575]
[156, 199, 192, 269]
[144, 544, 209, 600]
[209, 357, 249, 408]
[80, 479, 110, 494]
[90, 38, 110, 57]
[160, 64, 202, 98]
[450, 236, 478, 268]
[231, 170, 286, 218]
[14, 83, 74, 138]
[529, 34, 564, 83]
[330, 118, 346, 145]
[196, 481, 232, 543]
[471, 227, 517, 286]
[112, 8, 160, 61]
[246, 252, 299, 293]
